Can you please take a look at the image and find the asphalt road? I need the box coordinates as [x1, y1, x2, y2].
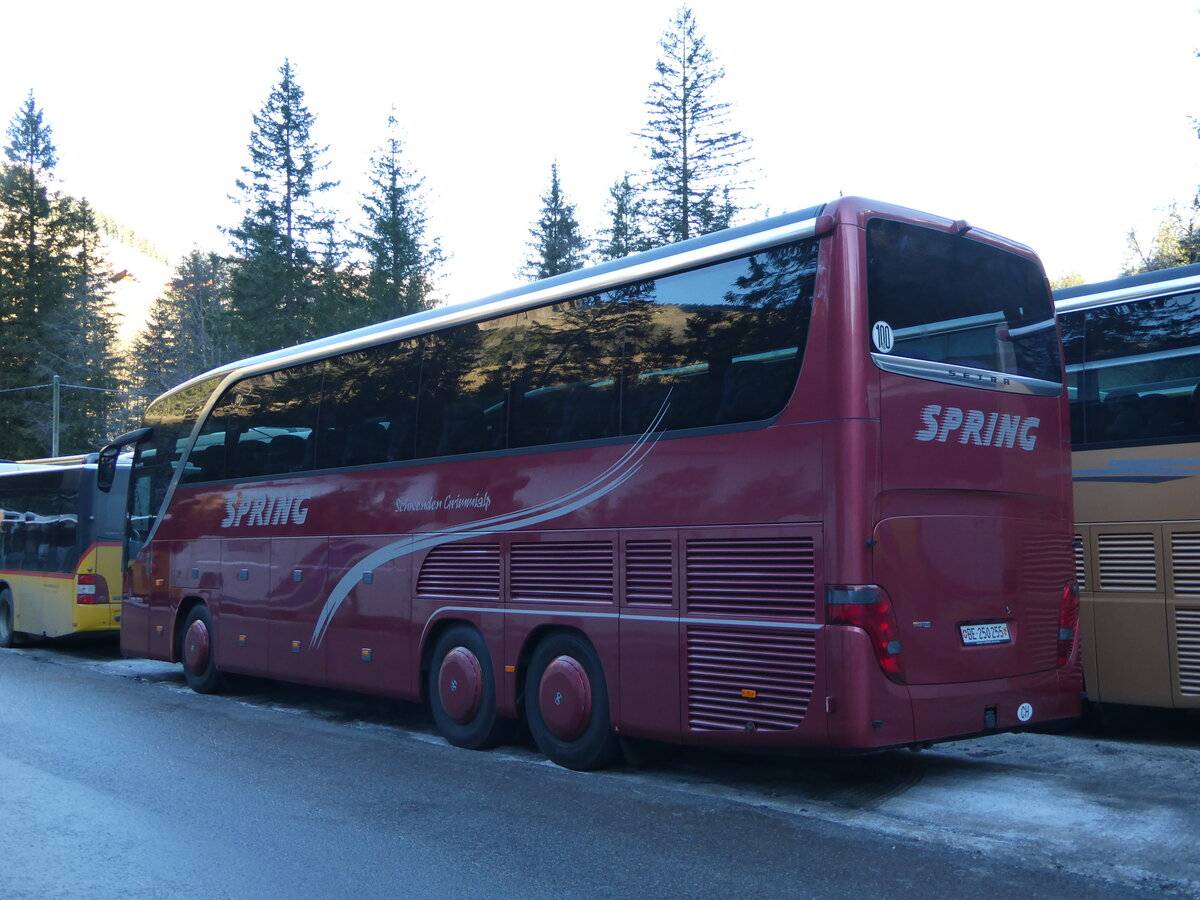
[0, 642, 1195, 899]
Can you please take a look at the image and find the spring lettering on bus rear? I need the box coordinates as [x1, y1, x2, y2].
[914, 404, 1039, 451]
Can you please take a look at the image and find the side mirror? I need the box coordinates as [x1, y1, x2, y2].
[97, 427, 154, 492]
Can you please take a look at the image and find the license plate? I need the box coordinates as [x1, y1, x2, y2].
[960, 622, 1011, 646]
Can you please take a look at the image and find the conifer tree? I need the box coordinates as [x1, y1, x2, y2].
[0, 93, 125, 457]
[0, 92, 62, 449]
[637, 7, 753, 246]
[45, 197, 124, 452]
[522, 162, 588, 280]
[355, 113, 442, 324]
[226, 59, 340, 357]
[597, 174, 653, 262]
[132, 251, 232, 398]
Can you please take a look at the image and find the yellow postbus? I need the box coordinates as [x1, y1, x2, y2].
[1055, 266, 1200, 711]
[0, 455, 130, 645]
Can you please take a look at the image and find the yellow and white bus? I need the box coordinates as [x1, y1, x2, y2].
[1055, 266, 1200, 711]
[0, 455, 130, 646]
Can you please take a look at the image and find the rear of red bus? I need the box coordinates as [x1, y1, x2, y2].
[820, 198, 1081, 748]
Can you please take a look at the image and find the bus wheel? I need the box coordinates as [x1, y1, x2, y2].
[525, 633, 618, 771]
[0, 589, 15, 648]
[180, 605, 225, 694]
[428, 625, 504, 750]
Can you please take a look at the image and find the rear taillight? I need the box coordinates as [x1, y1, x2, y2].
[76, 574, 108, 605]
[826, 584, 905, 683]
[1057, 580, 1080, 667]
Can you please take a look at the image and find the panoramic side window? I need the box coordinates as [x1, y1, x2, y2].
[321, 340, 421, 468]
[510, 296, 623, 447]
[192, 364, 324, 481]
[621, 239, 817, 434]
[0, 470, 79, 574]
[866, 219, 1062, 391]
[1062, 291, 1200, 446]
[417, 316, 517, 458]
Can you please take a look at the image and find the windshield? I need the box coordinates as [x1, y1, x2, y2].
[866, 219, 1062, 394]
[127, 376, 221, 562]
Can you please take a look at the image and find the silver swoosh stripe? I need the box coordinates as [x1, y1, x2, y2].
[309, 400, 669, 647]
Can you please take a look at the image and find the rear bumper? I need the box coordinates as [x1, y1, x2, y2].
[907, 666, 1083, 743]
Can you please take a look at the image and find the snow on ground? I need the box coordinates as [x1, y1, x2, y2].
[20, 643, 1200, 894]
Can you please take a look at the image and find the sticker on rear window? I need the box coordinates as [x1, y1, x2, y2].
[872, 321, 894, 353]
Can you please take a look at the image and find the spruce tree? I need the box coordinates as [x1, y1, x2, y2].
[598, 174, 653, 262]
[0, 93, 117, 457]
[226, 59, 339, 357]
[0, 92, 61, 454]
[47, 197, 124, 452]
[522, 162, 588, 280]
[132, 251, 232, 398]
[637, 7, 753, 245]
[355, 113, 442, 324]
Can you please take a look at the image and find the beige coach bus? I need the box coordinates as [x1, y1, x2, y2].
[1056, 266, 1200, 711]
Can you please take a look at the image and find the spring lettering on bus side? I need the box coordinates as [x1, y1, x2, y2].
[914, 404, 1039, 451]
[220, 490, 312, 528]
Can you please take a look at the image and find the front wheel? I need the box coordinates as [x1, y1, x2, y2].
[179, 605, 225, 694]
[428, 625, 505, 750]
[0, 589, 15, 648]
[525, 632, 618, 771]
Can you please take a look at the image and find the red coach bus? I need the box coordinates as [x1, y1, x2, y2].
[100, 197, 1081, 769]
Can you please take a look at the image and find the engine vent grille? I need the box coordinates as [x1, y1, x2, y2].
[1176, 607, 1200, 696]
[1074, 534, 1086, 591]
[625, 540, 674, 606]
[685, 537, 816, 617]
[686, 627, 816, 732]
[416, 543, 500, 601]
[1171, 532, 1200, 596]
[511, 541, 614, 604]
[1096, 532, 1158, 592]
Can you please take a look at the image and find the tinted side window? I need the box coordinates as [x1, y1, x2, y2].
[192, 365, 323, 481]
[321, 341, 421, 468]
[510, 297, 623, 447]
[1062, 291, 1200, 446]
[0, 469, 79, 573]
[622, 240, 817, 434]
[417, 316, 517, 458]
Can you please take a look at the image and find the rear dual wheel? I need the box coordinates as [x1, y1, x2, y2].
[525, 632, 618, 771]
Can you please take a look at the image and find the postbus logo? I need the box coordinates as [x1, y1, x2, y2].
[220, 489, 312, 528]
[914, 404, 1039, 451]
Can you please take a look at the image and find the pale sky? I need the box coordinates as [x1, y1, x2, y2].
[3, 0, 1198, 311]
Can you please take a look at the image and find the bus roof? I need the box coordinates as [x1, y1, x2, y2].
[165, 203, 827, 397]
[1054, 262, 1200, 312]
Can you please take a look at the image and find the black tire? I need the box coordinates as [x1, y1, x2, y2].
[0, 589, 15, 649]
[428, 625, 504, 750]
[179, 605, 225, 694]
[525, 632, 618, 771]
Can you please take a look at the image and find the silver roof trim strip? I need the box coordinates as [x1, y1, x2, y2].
[1055, 271, 1200, 313]
[204, 217, 820, 386]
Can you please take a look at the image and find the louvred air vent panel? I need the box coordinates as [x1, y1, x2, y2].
[686, 537, 816, 617]
[1176, 607, 1200, 697]
[1097, 533, 1158, 592]
[625, 540, 674, 606]
[415, 543, 500, 601]
[686, 627, 816, 731]
[1171, 533, 1200, 596]
[1074, 534, 1086, 591]
[511, 541, 614, 603]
